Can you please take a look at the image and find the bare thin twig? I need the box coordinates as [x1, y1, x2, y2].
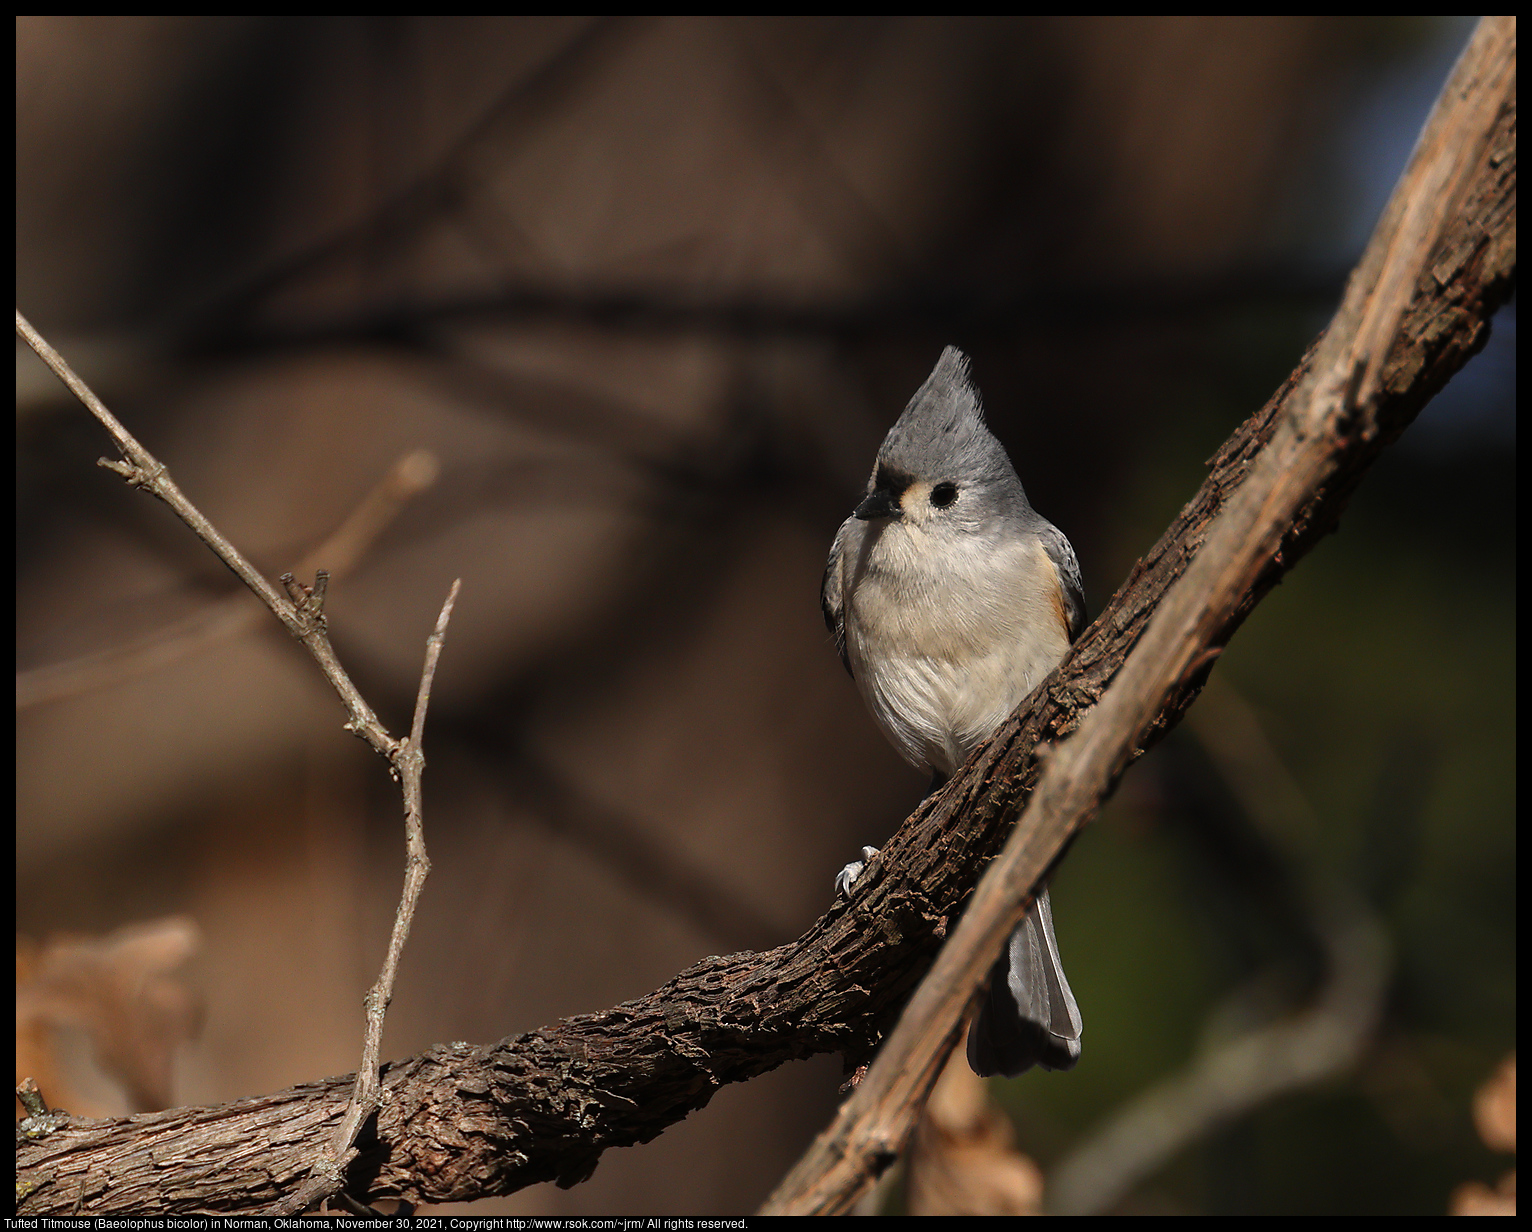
[16, 309, 460, 1216]
[17, 311, 400, 765]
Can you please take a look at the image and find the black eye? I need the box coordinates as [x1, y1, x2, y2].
[930, 482, 958, 508]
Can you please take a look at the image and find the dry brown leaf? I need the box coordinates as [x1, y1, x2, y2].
[905, 1046, 1045, 1215]
[15, 916, 202, 1115]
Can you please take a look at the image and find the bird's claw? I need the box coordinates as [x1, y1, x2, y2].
[834, 846, 882, 897]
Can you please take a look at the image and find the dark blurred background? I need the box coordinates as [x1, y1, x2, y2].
[16, 17, 1513, 1215]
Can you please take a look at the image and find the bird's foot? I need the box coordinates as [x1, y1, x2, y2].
[834, 846, 882, 897]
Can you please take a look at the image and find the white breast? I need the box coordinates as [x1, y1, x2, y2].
[842, 523, 1069, 778]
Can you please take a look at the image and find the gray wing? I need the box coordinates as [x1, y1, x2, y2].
[963, 523, 1086, 1078]
[821, 517, 853, 675]
[1035, 519, 1086, 643]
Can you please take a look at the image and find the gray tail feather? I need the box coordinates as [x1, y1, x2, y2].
[966, 885, 1083, 1077]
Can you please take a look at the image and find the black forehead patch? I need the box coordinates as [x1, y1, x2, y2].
[874, 463, 915, 493]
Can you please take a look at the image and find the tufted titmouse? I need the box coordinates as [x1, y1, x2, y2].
[822, 346, 1084, 1077]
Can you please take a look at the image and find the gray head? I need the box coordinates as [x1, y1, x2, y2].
[853, 347, 1032, 529]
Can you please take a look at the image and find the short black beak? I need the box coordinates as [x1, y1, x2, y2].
[854, 488, 903, 521]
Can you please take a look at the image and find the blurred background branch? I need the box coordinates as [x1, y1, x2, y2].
[1049, 678, 1394, 1214]
[17, 449, 440, 709]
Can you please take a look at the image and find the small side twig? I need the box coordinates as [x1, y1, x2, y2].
[278, 579, 459, 1216]
[17, 309, 460, 1215]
